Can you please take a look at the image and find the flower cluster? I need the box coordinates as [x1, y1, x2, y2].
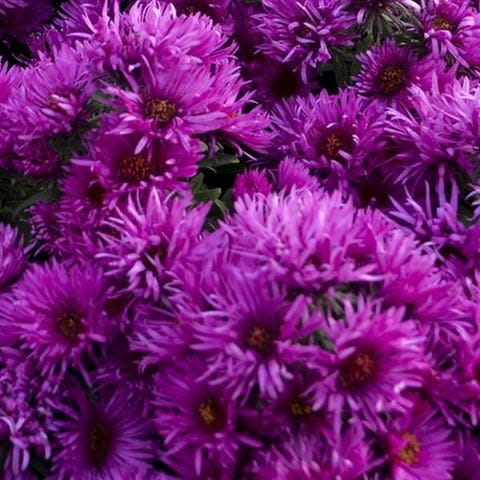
[1, 0, 480, 478]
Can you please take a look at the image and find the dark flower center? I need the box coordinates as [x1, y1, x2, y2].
[377, 65, 406, 96]
[271, 69, 302, 99]
[246, 324, 278, 356]
[144, 99, 177, 125]
[85, 182, 106, 208]
[198, 398, 226, 431]
[318, 129, 354, 161]
[339, 348, 378, 389]
[290, 397, 314, 418]
[182, 4, 211, 16]
[118, 152, 153, 183]
[57, 312, 84, 342]
[141, 243, 168, 273]
[396, 432, 421, 465]
[473, 362, 480, 383]
[432, 15, 456, 32]
[87, 421, 112, 466]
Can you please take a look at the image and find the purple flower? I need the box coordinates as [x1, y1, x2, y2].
[0, 350, 54, 477]
[253, 0, 356, 81]
[224, 189, 380, 292]
[154, 356, 260, 476]
[51, 384, 155, 480]
[244, 55, 311, 108]
[354, 39, 442, 107]
[308, 299, 426, 431]
[232, 169, 272, 200]
[251, 425, 371, 479]
[191, 268, 320, 399]
[8, 45, 94, 138]
[300, 88, 384, 185]
[0, 223, 26, 291]
[0, 260, 109, 377]
[421, 0, 480, 67]
[275, 157, 320, 193]
[96, 188, 209, 302]
[450, 434, 480, 480]
[80, 119, 200, 198]
[386, 398, 455, 479]
[384, 77, 480, 183]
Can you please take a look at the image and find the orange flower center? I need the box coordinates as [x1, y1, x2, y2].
[118, 152, 153, 183]
[397, 432, 421, 465]
[432, 15, 456, 32]
[377, 65, 405, 96]
[144, 98, 177, 125]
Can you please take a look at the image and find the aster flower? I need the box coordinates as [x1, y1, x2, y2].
[384, 76, 480, 183]
[84, 0, 234, 76]
[86, 120, 201, 197]
[0, 350, 54, 477]
[154, 356, 261, 476]
[244, 55, 311, 108]
[232, 169, 272, 200]
[106, 55, 270, 155]
[308, 299, 426, 432]
[28, 202, 63, 255]
[376, 229, 466, 332]
[260, 367, 334, 438]
[0, 260, 110, 377]
[51, 384, 155, 480]
[421, 0, 480, 68]
[251, 425, 371, 479]
[191, 268, 321, 399]
[300, 88, 384, 185]
[354, 39, 443, 107]
[96, 188, 210, 301]
[385, 399, 456, 479]
[274, 157, 320, 193]
[389, 175, 467, 268]
[9, 45, 94, 140]
[0, 62, 21, 168]
[222, 189, 380, 292]
[0, 223, 26, 291]
[253, 0, 356, 82]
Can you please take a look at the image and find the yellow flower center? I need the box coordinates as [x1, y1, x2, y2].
[397, 432, 421, 465]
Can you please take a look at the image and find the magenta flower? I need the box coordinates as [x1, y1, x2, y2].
[308, 299, 427, 432]
[301, 88, 384, 184]
[386, 398, 455, 479]
[51, 384, 155, 480]
[252, 425, 371, 480]
[0, 223, 26, 291]
[253, 0, 356, 81]
[421, 0, 480, 67]
[354, 39, 442, 106]
[232, 169, 272, 200]
[0, 261, 109, 377]
[154, 356, 260, 476]
[0, 351, 54, 477]
[96, 188, 210, 301]
[191, 269, 320, 399]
